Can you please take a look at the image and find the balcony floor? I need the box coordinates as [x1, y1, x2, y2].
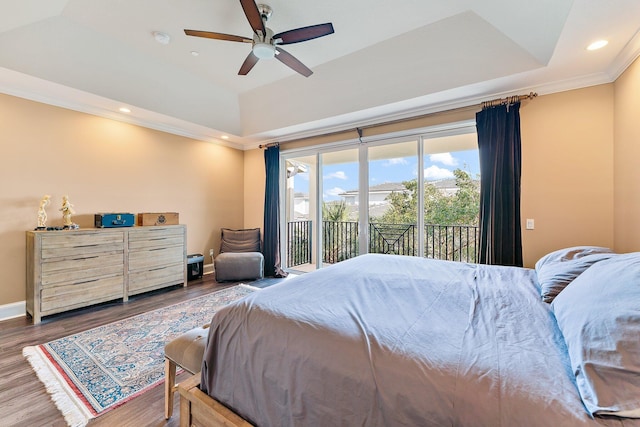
[287, 263, 317, 273]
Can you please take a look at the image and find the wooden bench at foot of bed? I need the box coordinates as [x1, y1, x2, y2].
[178, 373, 253, 427]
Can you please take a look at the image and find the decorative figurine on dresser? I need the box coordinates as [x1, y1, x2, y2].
[35, 194, 51, 230]
[60, 195, 79, 229]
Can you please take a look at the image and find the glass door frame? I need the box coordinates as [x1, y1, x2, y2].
[279, 120, 476, 272]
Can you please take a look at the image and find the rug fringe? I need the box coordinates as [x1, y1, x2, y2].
[23, 346, 93, 427]
[22, 285, 257, 425]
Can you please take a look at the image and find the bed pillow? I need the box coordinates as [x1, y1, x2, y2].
[551, 253, 640, 418]
[535, 246, 615, 303]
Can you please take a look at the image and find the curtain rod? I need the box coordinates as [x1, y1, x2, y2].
[259, 92, 538, 148]
[258, 142, 280, 149]
[481, 92, 537, 109]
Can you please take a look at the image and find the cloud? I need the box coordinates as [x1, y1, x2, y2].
[325, 187, 346, 197]
[384, 157, 408, 166]
[424, 166, 454, 181]
[430, 153, 458, 166]
[324, 171, 348, 180]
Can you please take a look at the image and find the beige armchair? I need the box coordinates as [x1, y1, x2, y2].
[214, 228, 264, 282]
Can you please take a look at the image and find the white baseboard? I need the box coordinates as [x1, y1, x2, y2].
[203, 263, 214, 275]
[0, 301, 26, 321]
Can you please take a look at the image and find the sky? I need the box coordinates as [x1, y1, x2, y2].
[293, 149, 480, 201]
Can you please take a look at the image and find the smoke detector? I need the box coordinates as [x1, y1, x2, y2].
[153, 31, 171, 45]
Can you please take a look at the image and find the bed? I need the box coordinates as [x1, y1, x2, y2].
[180, 250, 640, 426]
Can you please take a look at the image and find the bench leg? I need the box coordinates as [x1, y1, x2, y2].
[165, 358, 177, 419]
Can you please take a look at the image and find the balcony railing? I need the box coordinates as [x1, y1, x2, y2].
[424, 224, 480, 263]
[287, 221, 479, 267]
[287, 220, 312, 267]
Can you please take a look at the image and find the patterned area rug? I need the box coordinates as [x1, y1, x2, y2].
[23, 284, 258, 427]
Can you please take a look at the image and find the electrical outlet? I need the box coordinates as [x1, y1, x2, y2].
[209, 248, 214, 257]
[526, 219, 535, 230]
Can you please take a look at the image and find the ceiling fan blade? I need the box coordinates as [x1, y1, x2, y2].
[184, 29, 252, 43]
[275, 47, 313, 77]
[239, 0, 266, 36]
[273, 23, 334, 45]
[239, 51, 260, 75]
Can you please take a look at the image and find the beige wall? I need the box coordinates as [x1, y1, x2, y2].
[243, 148, 265, 231]
[0, 94, 244, 307]
[520, 85, 615, 267]
[614, 57, 640, 252]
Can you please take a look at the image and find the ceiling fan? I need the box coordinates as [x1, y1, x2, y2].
[184, 1, 334, 77]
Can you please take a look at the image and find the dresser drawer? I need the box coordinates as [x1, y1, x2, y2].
[128, 246, 184, 271]
[41, 231, 124, 259]
[128, 263, 184, 295]
[129, 227, 184, 250]
[41, 275, 124, 314]
[41, 252, 124, 287]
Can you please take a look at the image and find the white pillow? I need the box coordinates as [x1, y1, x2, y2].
[552, 253, 640, 417]
[535, 246, 615, 303]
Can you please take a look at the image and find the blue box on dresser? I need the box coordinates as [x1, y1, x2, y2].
[95, 213, 135, 228]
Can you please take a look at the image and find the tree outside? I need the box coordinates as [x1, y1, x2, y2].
[374, 169, 479, 226]
[373, 168, 480, 261]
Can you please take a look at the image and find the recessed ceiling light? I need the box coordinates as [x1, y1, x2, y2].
[587, 40, 608, 51]
[153, 31, 171, 45]
[191, 51, 200, 57]
[119, 107, 131, 113]
[221, 135, 229, 140]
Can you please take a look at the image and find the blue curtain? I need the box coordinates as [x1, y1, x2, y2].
[263, 146, 287, 277]
[476, 102, 523, 267]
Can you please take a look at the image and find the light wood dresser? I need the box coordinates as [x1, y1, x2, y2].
[26, 225, 187, 323]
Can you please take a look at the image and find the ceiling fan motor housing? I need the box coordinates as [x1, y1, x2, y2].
[257, 4, 273, 21]
[253, 27, 276, 58]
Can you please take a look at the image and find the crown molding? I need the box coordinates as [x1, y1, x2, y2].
[250, 71, 616, 149]
[0, 67, 245, 150]
[2, 56, 634, 152]
[607, 28, 640, 81]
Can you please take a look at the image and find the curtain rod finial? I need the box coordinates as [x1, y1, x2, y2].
[260, 142, 280, 149]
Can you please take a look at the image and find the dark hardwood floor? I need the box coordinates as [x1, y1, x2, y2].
[0, 274, 241, 427]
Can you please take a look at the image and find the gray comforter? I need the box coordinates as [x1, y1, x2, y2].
[201, 254, 639, 426]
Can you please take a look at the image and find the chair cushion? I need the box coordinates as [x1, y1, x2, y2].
[164, 326, 209, 374]
[220, 228, 261, 253]
[215, 252, 264, 281]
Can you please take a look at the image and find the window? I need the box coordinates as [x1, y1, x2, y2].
[282, 124, 479, 271]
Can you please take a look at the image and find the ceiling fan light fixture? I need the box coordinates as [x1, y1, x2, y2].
[253, 42, 276, 59]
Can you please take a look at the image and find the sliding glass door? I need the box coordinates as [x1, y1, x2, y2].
[368, 140, 419, 256]
[321, 149, 359, 266]
[423, 132, 481, 262]
[282, 124, 480, 272]
[284, 155, 316, 271]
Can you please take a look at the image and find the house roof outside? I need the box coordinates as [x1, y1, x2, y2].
[341, 179, 463, 197]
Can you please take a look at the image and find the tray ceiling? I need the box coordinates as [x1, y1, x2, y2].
[1, 0, 639, 148]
